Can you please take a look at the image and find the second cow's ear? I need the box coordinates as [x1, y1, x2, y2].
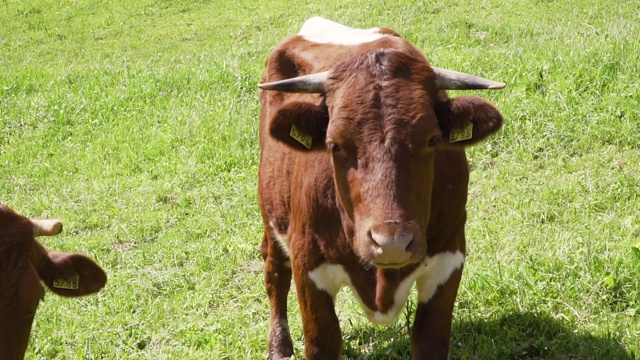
[38, 249, 107, 297]
[269, 101, 329, 151]
[435, 95, 503, 148]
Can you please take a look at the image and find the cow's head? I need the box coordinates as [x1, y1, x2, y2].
[0, 204, 107, 359]
[261, 49, 503, 268]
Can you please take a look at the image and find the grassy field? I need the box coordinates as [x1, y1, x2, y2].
[1, 0, 639, 359]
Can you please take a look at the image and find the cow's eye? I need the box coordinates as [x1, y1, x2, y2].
[428, 135, 441, 147]
[331, 142, 341, 152]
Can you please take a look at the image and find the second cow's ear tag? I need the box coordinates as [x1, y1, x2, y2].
[449, 122, 473, 143]
[290, 124, 312, 149]
[53, 274, 80, 290]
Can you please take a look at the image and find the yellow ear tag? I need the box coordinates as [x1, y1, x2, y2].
[290, 124, 312, 149]
[449, 122, 473, 143]
[53, 274, 80, 290]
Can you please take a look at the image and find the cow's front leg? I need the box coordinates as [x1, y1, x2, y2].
[412, 266, 463, 360]
[293, 263, 342, 360]
[262, 232, 294, 360]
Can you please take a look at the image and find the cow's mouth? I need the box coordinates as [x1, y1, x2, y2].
[375, 262, 407, 269]
[372, 259, 418, 269]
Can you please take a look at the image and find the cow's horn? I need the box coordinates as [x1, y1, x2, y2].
[259, 71, 329, 93]
[433, 67, 505, 90]
[31, 219, 63, 236]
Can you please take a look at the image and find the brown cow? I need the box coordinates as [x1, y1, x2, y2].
[0, 204, 107, 360]
[258, 18, 505, 359]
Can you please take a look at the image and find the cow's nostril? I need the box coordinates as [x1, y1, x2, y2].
[368, 231, 384, 254]
[405, 238, 416, 253]
[369, 230, 385, 247]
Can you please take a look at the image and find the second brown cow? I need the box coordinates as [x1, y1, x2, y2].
[0, 204, 107, 360]
[258, 18, 505, 359]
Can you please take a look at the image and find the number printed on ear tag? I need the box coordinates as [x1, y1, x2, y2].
[449, 122, 473, 143]
[53, 274, 80, 290]
[290, 124, 312, 149]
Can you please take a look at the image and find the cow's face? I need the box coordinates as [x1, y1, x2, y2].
[322, 50, 441, 267]
[264, 49, 503, 268]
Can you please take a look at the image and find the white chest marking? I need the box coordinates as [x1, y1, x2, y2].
[298, 17, 388, 46]
[416, 251, 465, 303]
[308, 251, 465, 325]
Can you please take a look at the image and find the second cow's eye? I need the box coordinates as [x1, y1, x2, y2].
[428, 135, 442, 147]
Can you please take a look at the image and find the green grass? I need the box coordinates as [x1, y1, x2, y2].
[2, 0, 639, 359]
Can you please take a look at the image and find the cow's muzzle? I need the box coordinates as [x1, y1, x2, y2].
[367, 221, 422, 268]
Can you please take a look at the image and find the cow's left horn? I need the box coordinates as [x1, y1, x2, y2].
[433, 67, 505, 90]
[31, 219, 63, 236]
[259, 71, 329, 93]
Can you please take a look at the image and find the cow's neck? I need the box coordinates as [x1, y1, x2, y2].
[373, 267, 420, 312]
[310, 250, 464, 325]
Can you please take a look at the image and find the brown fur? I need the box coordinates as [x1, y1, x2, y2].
[0, 204, 107, 360]
[259, 25, 503, 360]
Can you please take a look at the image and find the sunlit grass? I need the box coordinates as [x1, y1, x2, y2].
[1, 0, 639, 358]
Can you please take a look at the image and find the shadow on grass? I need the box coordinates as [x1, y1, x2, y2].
[342, 311, 636, 360]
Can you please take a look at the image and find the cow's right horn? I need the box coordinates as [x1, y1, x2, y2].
[433, 67, 505, 90]
[31, 219, 63, 236]
[259, 71, 329, 94]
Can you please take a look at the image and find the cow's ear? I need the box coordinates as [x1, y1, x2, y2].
[269, 101, 329, 151]
[435, 95, 503, 147]
[38, 249, 107, 297]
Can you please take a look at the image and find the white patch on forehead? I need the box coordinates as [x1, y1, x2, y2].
[299, 17, 387, 46]
[307, 251, 465, 325]
[269, 221, 291, 258]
